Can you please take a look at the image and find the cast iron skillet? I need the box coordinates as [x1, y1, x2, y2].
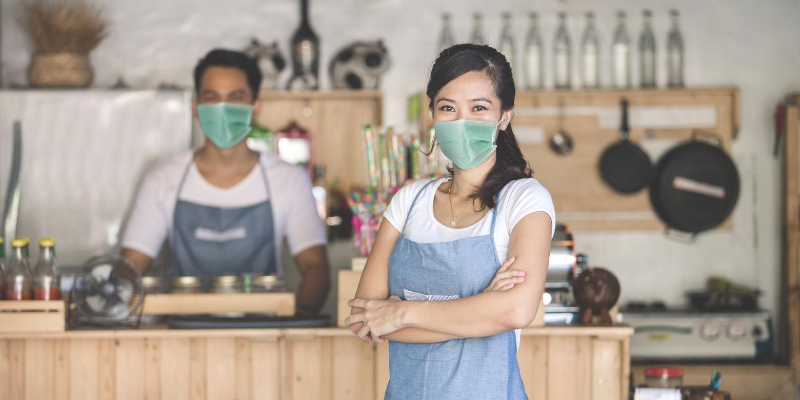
[649, 130, 740, 239]
[599, 98, 653, 194]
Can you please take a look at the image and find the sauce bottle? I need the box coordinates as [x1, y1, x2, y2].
[33, 237, 60, 301]
[6, 239, 32, 301]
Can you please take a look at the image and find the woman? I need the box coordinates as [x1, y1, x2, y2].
[345, 44, 555, 399]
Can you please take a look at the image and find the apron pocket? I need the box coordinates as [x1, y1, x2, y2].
[393, 339, 464, 362]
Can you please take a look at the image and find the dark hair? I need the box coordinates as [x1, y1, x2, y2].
[427, 44, 533, 210]
[194, 49, 262, 101]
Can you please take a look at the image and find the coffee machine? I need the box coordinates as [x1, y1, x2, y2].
[544, 224, 585, 323]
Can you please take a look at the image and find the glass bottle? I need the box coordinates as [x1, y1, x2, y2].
[6, 239, 32, 301]
[612, 11, 632, 88]
[0, 238, 6, 300]
[498, 13, 516, 76]
[438, 14, 455, 54]
[667, 9, 684, 88]
[639, 9, 657, 88]
[581, 11, 600, 89]
[286, 0, 320, 91]
[524, 12, 544, 90]
[33, 238, 60, 301]
[553, 12, 572, 89]
[471, 13, 485, 45]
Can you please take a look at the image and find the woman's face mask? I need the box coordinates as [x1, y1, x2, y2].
[433, 118, 501, 170]
[197, 102, 254, 149]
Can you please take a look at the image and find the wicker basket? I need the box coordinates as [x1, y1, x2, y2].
[27, 52, 93, 88]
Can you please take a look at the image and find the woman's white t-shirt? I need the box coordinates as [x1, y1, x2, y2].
[383, 177, 556, 349]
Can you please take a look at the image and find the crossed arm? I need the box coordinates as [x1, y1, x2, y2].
[345, 211, 551, 343]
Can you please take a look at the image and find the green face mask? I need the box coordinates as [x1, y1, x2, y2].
[433, 118, 500, 170]
[197, 102, 254, 149]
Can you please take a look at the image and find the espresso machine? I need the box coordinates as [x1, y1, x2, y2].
[544, 224, 585, 323]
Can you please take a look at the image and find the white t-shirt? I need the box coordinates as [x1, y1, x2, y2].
[383, 177, 556, 349]
[122, 150, 327, 275]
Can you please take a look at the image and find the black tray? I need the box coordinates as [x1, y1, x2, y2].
[168, 314, 331, 329]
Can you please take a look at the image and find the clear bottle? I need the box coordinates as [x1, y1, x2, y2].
[471, 13, 485, 45]
[6, 239, 32, 301]
[438, 14, 455, 54]
[553, 12, 572, 89]
[33, 238, 60, 301]
[639, 9, 657, 88]
[498, 13, 516, 76]
[0, 238, 6, 300]
[524, 12, 544, 90]
[612, 11, 632, 88]
[667, 10, 684, 88]
[581, 12, 600, 89]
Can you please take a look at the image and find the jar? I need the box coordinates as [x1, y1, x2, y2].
[250, 275, 287, 293]
[170, 276, 203, 294]
[142, 276, 164, 294]
[210, 275, 242, 294]
[645, 368, 683, 389]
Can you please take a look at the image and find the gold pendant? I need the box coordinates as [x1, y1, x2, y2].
[450, 218, 456, 227]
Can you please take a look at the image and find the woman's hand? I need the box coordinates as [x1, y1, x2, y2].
[345, 296, 405, 343]
[483, 257, 526, 293]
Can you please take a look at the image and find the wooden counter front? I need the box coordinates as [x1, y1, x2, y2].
[0, 325, 633, 400]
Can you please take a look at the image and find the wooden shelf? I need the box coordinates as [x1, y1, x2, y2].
[421, 87, 740, 232]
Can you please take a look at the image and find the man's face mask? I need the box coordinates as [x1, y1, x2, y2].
[433, 118, 501, 170]
[197, 102, 254, 149]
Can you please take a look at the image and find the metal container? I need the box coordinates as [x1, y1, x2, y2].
[170, 276, 204, 294]
[142, 276, 163, 294]
[210, 275, 242, 294]
[249, 275, 287, 293]
[547, 224, 577, 290]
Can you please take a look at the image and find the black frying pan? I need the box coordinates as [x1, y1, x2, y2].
[649, 130, 739, 238]
[599, 99, 653, 194]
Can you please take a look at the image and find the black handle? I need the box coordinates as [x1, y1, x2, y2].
[619, 99, 630, 141]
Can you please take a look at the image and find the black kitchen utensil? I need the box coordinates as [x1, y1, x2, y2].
[599, 99, 652, 194]
[649, 130, 740, 238]
[549, 99, 574, 156]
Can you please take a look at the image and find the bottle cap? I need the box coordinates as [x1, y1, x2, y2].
[11, 239, 26, 248]
[39, 237, 56, 247]
[17, 237, 30, 246]
[0, 238, 4, 244]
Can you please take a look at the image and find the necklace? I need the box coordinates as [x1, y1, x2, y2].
[447, 183, 474, 227]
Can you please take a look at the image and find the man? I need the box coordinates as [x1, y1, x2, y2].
[122, 49, 329, 315]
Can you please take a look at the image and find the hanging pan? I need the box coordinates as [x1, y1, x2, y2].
[649, 130, 740, 241]
[599, 98, 653, 194]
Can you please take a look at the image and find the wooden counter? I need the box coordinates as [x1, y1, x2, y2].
[0, 325, 633, 400]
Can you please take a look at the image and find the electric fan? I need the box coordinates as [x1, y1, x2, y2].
[69, 254, 144, 328]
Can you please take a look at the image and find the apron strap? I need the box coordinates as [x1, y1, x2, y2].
[401, 179, 438, 235]
[175, 153, 197, 198]
[489, 185, 508, 237]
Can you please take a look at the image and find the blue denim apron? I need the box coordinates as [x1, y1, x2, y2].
[171, 155, 277, 277]
[385, 179, 528, 400]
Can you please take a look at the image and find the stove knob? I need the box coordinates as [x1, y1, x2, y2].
[727, 323, 747, 341]
[700, 324, 721, 341]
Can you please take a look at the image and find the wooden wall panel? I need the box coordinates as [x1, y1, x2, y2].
[24, 339, 54, 400]
[69, 339, 98, 400]
[114, 339, 145, 400]
[251, 338, 281, 400]
[189, 338, 207, 400]
[0, 329, 633, 400]
[256, 91, 382, 191]
[591, 339, 622, 400]
[159, 338, 190, 400]
[517, 336, 547, 400]
[421, 88, 739, 231]
[205, 338, 237, 399]
[53, 339, 70, 400]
